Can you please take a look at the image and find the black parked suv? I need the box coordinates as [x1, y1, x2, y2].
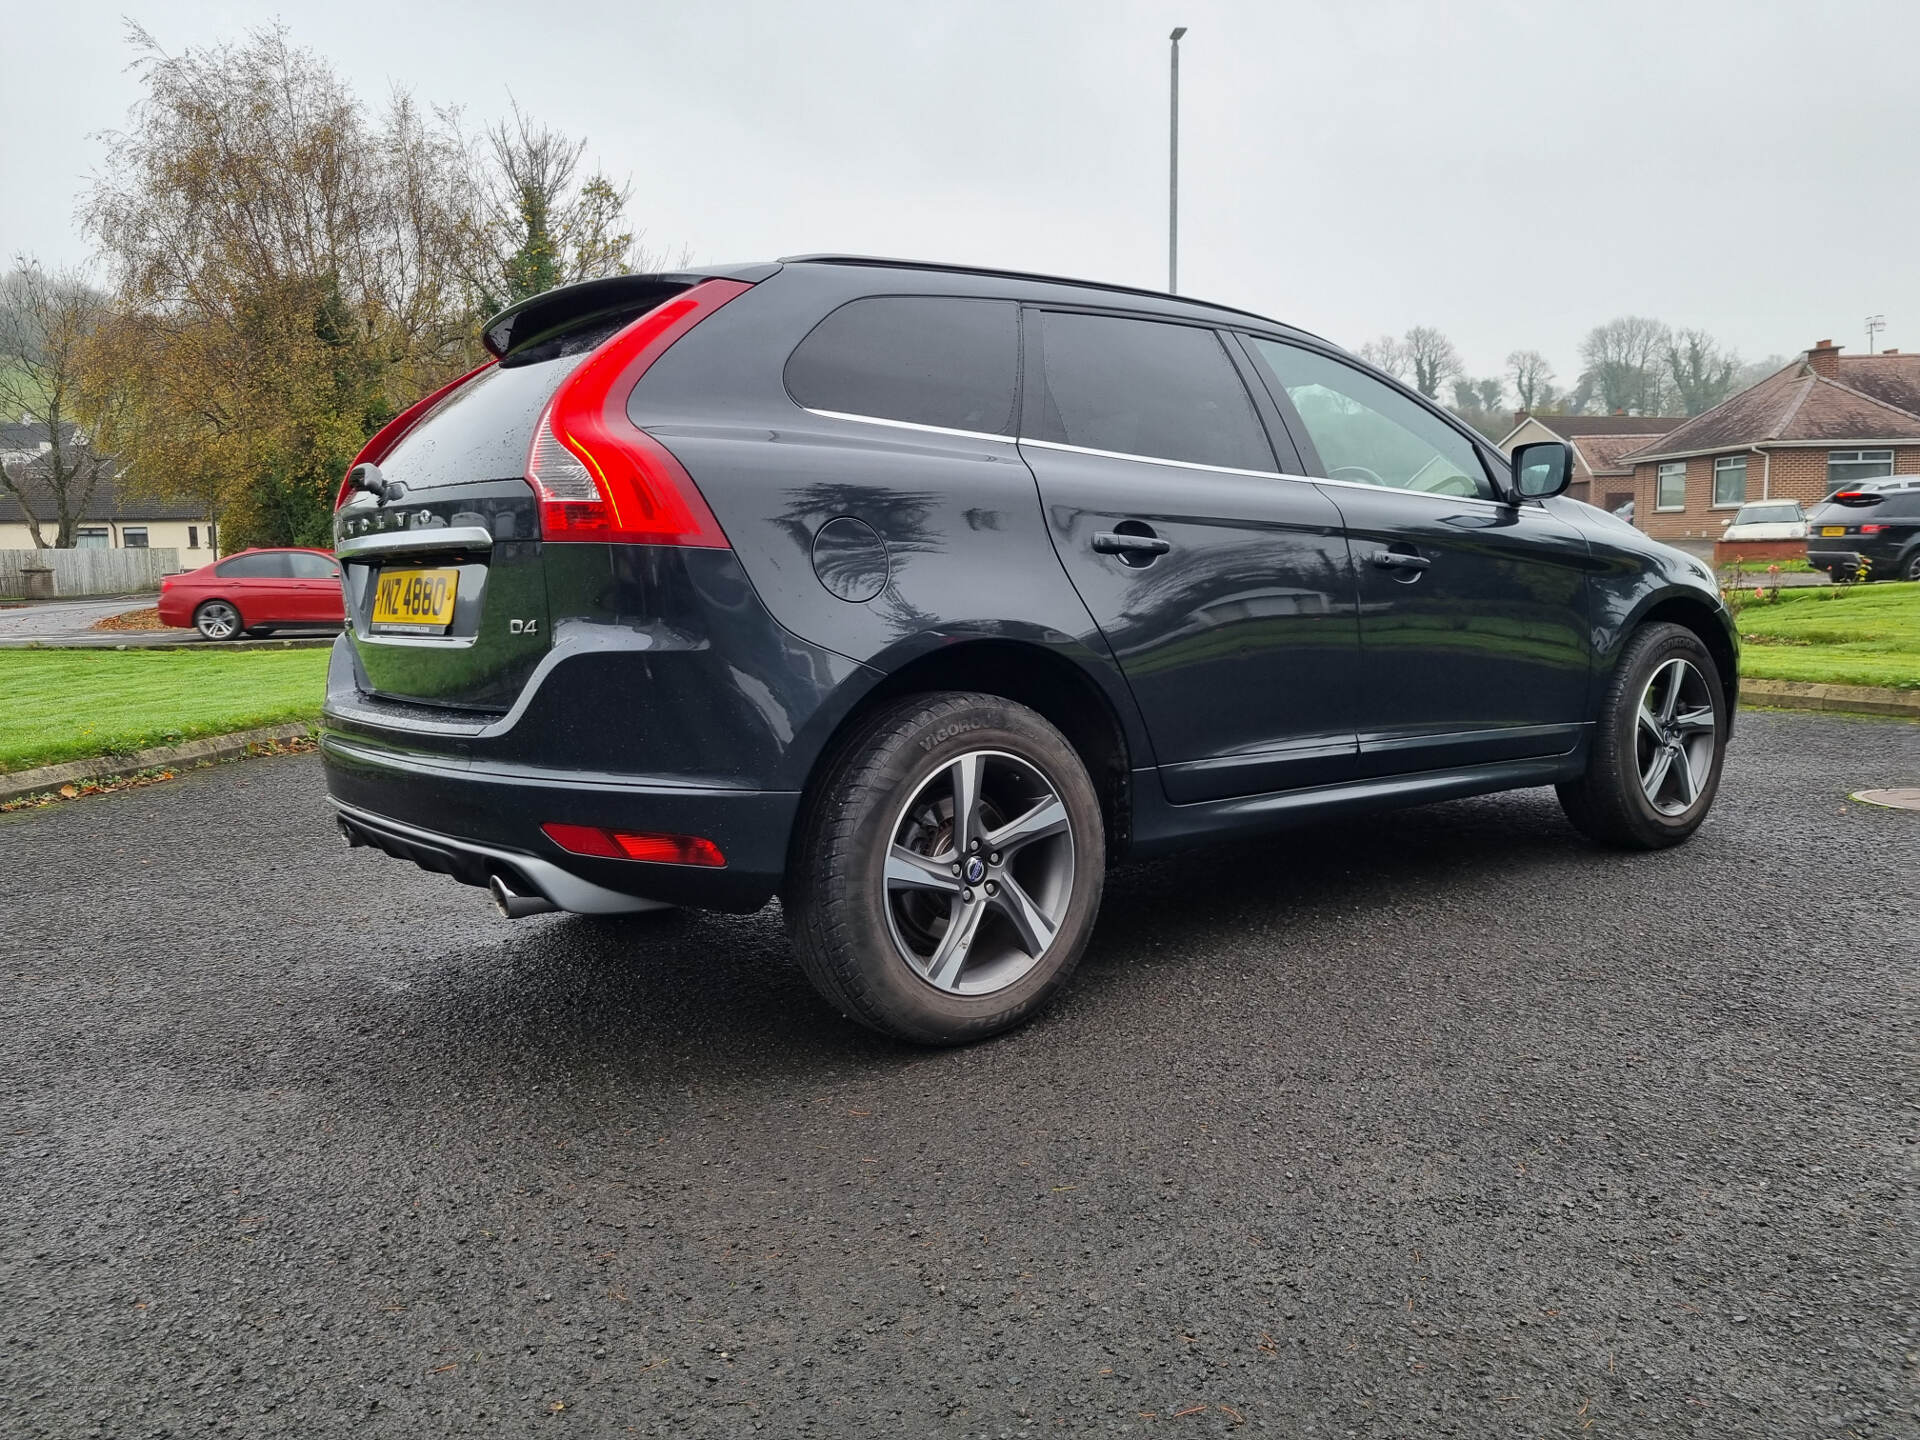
[1805, 478, 1920, 581]
[323, 256, 1737, 1044]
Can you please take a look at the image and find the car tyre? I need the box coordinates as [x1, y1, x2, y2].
[193, 599, 242, 642]
[1557, 621, 1728, 850]
[786, 692, 1105, 1046]
[1900, 548, 1920, 583]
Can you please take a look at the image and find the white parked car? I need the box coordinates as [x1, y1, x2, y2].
[1720, 500, 1807, 542]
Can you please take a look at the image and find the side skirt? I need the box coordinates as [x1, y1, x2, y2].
[1126, 750, 1587, 859]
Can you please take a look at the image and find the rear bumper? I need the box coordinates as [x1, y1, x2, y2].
[320, 727, 800, 913]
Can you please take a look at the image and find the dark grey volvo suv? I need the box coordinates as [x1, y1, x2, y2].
[323, 256, 1737, 1044]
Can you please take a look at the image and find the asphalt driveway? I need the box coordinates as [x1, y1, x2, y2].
[1, 712, 1913, 1436]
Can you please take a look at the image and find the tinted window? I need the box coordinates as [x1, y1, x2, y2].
[785, 297, 1019, 435]
[1251, 339, 1493, 500]
[287, 552, 338, 579]
[217, 552, 292, 579]
[379, 353, 591, 490]
[1031, 312, 1274, 471]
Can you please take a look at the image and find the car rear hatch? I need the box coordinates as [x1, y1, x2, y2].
[1807, 491, 1886, 547]
[332, 272, 760, 710]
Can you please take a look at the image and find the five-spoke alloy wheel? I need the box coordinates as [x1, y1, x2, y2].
[1558, 621, 1728, 849]
[787, 692, 1105, 1045]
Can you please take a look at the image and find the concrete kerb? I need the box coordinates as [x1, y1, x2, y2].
[0, 723, 318, 805]
[1741, 678, 1920, 719]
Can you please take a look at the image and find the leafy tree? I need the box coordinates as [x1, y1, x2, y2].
[0, 263, 121, 547]
[1403, 326, 1463, 399]
[81, 24, 484, 550]
[1506, 349, 1555, 412]
[1579, 316, 1672, 415]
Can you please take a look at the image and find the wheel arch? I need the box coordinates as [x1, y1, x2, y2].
[795, 637, 1138, 860]
[1633, 590, 1740, 722]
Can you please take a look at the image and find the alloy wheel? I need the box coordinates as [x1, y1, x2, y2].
[196, 601, 240, 641]
[883, 749, 1075, 996]
[1635, 658, 1716, 816]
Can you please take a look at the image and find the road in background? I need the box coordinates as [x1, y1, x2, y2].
[1, 714, 1913, 1436]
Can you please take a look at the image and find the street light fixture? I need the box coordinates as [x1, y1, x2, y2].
[1169, 27, 1187, 293]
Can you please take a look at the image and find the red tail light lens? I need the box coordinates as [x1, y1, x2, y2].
[1860, 524, 1885, 534]
[335, 361, 496, 509]
[541, 823, 726, 868]
[525, 278, 751, 546]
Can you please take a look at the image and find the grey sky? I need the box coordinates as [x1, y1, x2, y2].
[6, 0, 1916, 392]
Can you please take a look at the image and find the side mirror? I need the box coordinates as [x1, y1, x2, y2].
[1510, 441, 1573, 501]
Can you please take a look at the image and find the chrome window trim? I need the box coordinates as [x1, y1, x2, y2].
[808, 407, 1510, 505]
[335, 525, 496, 560]
[801, 407, 1015, 445]
[1016, 435, 1284, 480]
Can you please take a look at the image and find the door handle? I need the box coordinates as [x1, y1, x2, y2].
[1371, 550, 1432, 572]
[1092, 531, 1172, 558]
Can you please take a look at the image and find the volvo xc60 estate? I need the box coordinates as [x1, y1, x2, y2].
[323, 256, 1737, 1045]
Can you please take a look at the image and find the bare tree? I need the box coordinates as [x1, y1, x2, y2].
[1664, 329, 1741, 415]
[1506, 349, 1555, 412]
[1403, 326, 1463, 400]
[1356, 335, 1408, 381]
[1475, 377, 1503, 413]
[0, 262, 119, 548]
[463, 101, 682, 316]
[1579, 316, 1672, 414]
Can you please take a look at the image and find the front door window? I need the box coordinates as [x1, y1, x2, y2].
[1247, 339, 1494, 500]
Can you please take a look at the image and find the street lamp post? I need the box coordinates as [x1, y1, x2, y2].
[1169, 26, 1186, 293]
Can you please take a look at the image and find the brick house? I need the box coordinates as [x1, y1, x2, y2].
[1619, 342, 1920, 541]
[1496, 412, 1685, 512]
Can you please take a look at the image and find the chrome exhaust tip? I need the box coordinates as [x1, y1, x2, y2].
[489, 873, 557, 919]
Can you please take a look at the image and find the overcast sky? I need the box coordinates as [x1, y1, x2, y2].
[5, 0, 1916, 389]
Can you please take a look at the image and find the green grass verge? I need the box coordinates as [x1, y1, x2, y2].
[0, 649, 328, 773]
[1734, 580, 1920, 690]
[1725, 557, 1813, 574]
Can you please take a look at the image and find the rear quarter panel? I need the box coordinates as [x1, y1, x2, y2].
[627, 267, 1157, 769]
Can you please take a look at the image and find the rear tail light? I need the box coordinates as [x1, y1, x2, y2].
[524, 278, 751, 546]
[541, 822, 726, 868]
[1860, 524, 1886, 534]
[335, 361, 496, 509]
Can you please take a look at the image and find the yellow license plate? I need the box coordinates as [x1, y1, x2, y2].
[371, 568, 458, 633]
[1820, 526, 1846, 536]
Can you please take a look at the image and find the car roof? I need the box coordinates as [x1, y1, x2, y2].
[776, 254, 1324, 341]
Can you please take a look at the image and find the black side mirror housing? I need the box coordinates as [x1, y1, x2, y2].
[1510, 441, 1573, 501]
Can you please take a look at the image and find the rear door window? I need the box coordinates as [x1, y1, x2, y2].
[785, 296, 1020, 435]
[1029, 311, 1275, 472]
[217, 553, 292, 579]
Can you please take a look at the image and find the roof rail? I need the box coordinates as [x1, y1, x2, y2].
[776, 253, 1289, 330]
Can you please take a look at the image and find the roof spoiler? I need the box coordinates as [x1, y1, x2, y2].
[480, 264, 780, 360]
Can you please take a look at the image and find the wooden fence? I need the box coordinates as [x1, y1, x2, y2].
[0, 548, 183, 597]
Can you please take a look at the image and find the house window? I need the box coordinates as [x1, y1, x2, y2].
[1656, 462, 1687, 511]
[1712, 456, 1748, 508]
[187, 525, 200, 549]
[75, 527, 110, 549]
[122, 527, 149, 549]
[1827, 449, 1893, 491]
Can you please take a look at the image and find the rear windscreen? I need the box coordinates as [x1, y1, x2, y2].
[378, 313, 639, 489]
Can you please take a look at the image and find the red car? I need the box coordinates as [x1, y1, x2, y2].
[157, 547, 345, 641]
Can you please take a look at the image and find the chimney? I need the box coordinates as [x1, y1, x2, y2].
[1885, 348, 1901, 355]
[1807, 339, 1842, 378]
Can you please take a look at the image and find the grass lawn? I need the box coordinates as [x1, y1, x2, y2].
[0, 648, 328, 773]
[1725, 556, 1813, 574]
[1734, 580, 1920, 690]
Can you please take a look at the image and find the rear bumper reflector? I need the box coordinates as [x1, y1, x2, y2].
[541, 822, 727, 868]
